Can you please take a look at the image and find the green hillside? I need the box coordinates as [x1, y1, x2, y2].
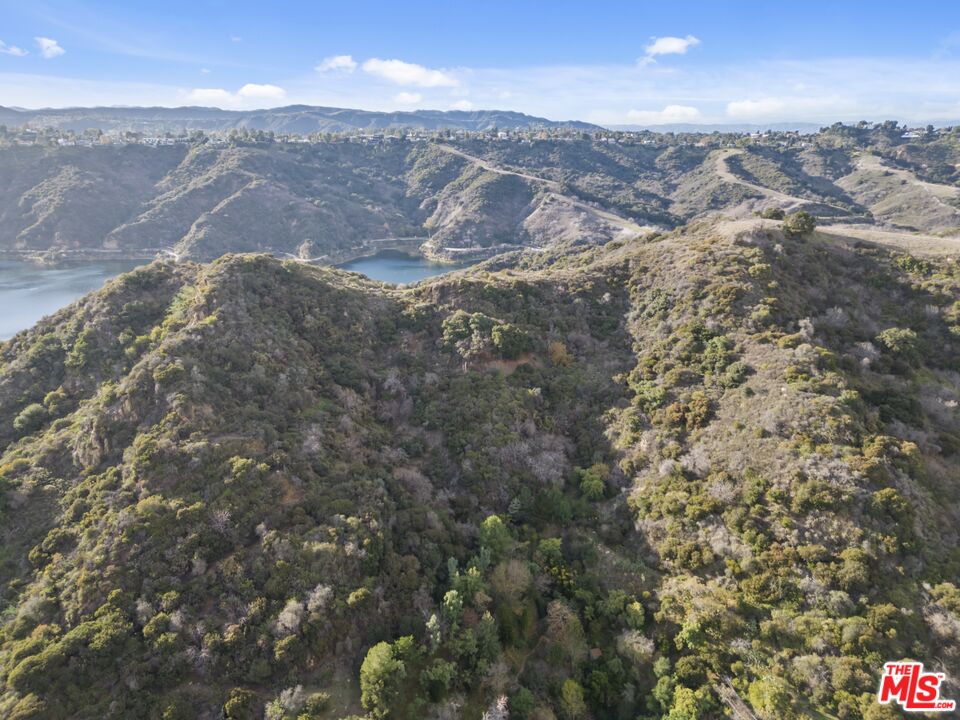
[1, 219, 957, 719]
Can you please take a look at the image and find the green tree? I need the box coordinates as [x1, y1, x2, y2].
[420, 658, 457, 701]
[442, 589, 464, 628]
[666, 685, 711, 720]
[491, 323, 532, 359]
[577, 464, 608, 501]
[304, 692, 330, 714]
[509, 687, 536, 719]
[479, 515, 513, 559]
[559, 679, 587, 719]
[782, 210, 817, 236]
[748, 676, 795, 719]
[359, 641, 408, 718]
[875, 327, 918, 364]
[12, 403, 48, 434]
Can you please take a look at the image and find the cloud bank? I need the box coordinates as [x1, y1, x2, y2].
[628, 105, 701, 123]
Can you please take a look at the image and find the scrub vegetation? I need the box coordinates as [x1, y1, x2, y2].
[0, 216, 957, 719]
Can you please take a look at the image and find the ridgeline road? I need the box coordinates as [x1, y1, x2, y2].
[438, 144, 649, 235]
[713, 148, 850, 213]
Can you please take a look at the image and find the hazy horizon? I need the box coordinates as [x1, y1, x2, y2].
[1, 103, 955, 133]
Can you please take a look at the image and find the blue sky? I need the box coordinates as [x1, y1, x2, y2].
[1, 0, 960, 125]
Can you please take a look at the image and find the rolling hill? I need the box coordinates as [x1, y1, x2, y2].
[0, 218, 958, 719]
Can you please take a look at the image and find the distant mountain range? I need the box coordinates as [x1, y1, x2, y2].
[0, 104, 600, 134]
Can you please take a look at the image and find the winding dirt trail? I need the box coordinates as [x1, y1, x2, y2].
[438, 144, 564, 189]
[437, 144, 648, 235]
[712, 149, 850, 214]
[854, 153, 960, 201]
[712, 149, 808, 208]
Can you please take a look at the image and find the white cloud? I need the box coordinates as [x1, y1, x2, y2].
[393, 91, 422, 105]
[451, 99, 474, 111]
[35, 37, 65, 59]
[362, 58, 458, 87]
[640, 35, 700, 65]
[185, 84, 286, 107]
[200, 68, 211, 74]
[237, 83, 286, 100]
[316, 55, 357, 73]
[0, 41, 28, 57]
[627, 104, 701, 124]
[645, 35, 700, 57]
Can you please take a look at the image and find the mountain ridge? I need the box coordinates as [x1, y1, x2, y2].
[0, 218, 958, 719]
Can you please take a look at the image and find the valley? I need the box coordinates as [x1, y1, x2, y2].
[2, 122, 958, 271]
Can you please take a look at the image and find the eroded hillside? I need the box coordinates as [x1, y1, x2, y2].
[0, 142, 634, 262]
[2, 123, 959, 265]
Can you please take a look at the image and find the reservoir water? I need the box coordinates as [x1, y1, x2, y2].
[0, 259, 145, 340]
[338, 250, 473, 284]
[1, 251, 472, 340]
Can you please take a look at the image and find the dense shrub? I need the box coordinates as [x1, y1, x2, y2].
[782, 210, 816, 236]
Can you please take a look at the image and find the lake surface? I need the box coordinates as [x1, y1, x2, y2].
[0, 259, 145, 340]
[0, 251, 472, 341]
[338, 250, 473, 284]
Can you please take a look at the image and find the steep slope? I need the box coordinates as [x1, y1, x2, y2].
[0, 146, 187, 252]
[0, 142, 627, 262]
[111, 144, 422, 260]
[719, 148, 860, 216]
[4, 126, 960, 263]
[0, 220, 958, 719]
